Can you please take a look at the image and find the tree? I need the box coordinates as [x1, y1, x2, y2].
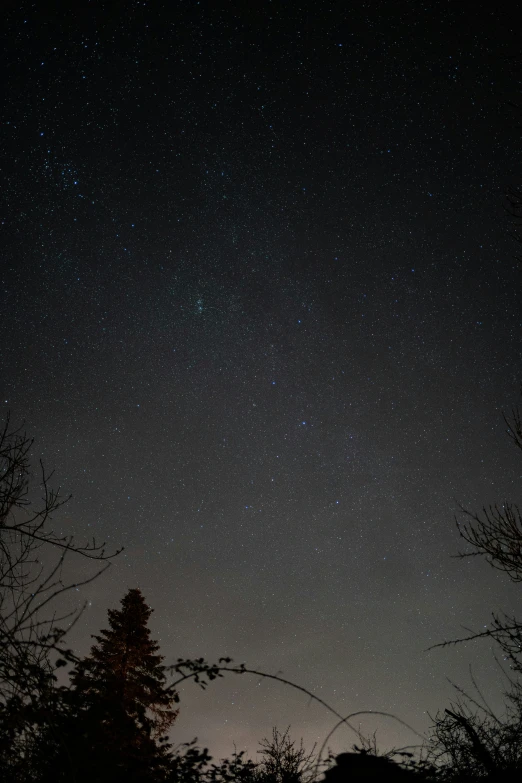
[425, 401, 522, 781]
[446, 401, 522, 675]
[0, 417, 120, 781]
[0, 417, 118, 696]
[166, 728, 316, 783]
[61, 588, 179, 782]
[426, 699, 522, 781]
[256, 727, 317, 783]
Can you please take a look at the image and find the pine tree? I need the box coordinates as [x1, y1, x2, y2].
[66, 588, 178, 782]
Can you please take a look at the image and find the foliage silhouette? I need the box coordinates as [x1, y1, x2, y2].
[40, 588, 179, 782]
[256, 727, 317, 783]
[7, 414, 519, 781]
[73, 588, 178, 739]
[0, 416, 121, 781]
[424, 400, 522, 780]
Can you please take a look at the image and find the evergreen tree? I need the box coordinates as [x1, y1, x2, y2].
[64, 588, 178, 782]
[75, 588, 178, 737]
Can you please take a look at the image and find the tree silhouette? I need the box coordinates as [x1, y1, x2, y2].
[256, 727, 316, 783]
[64, 588, 179, 781]
[425, 400, 522, 780]
[0, 417, 120, 781]
[0, 416, 119, 700]
[432, 400, 522, 675]
[75, 588, 178, 736]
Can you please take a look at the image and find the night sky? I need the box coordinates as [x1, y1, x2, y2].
[2, 0, 522, 762]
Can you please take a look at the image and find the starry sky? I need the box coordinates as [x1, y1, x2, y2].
[2, 0, 522, 762]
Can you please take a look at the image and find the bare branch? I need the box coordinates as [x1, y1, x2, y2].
[0, 416, 121, 706]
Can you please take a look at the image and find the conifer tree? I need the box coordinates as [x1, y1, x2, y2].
[66, 588, 178, 782]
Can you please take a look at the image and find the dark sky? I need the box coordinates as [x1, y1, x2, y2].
[2, 0, 522, 761]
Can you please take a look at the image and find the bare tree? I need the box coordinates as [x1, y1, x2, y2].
[256, 727, 317, 783]
[0, 416, 121, 779]
[432, 402, 522, 681]
[426, 400, 522, 780]
[0, 416, 121, 700]
[425, 693, 522, 782]
[456, 404, 522, 582]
